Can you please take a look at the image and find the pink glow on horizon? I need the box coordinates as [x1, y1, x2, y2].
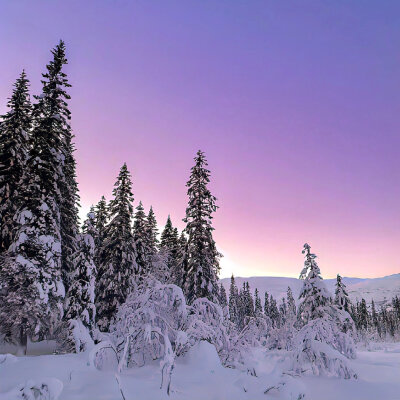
[1, 1, 399, 279]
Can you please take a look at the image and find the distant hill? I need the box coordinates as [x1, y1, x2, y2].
[220, 273, 400, 308]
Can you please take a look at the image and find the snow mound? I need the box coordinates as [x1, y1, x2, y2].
[179, 340, 223, 372]
[0, 353, 18, 365]
[0, 378, 63, 400]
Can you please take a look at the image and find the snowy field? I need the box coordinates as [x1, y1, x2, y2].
[1, 341, 400, 400]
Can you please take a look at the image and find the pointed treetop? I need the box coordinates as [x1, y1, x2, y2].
[2, 70, 31, 124]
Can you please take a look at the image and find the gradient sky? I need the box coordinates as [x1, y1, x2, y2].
[1, 1, 399, 279]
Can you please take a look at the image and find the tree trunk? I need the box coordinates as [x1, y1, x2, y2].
[16, 324, 28, 356]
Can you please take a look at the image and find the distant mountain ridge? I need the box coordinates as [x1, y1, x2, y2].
[221, 273, 400, 308]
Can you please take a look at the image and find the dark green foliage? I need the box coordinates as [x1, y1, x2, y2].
[0, 71, 31, 254]
[182, 151, 221, 304]
[133, 201, 151, 278]
[96, 164, 136, 331]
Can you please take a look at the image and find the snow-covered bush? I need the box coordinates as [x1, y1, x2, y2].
[291, 318, 357, 379]
[111, 279, 187, 369]
[92, 279, 230, 394]
[224, 315, 269, 374]
[184, 297, 230, 355]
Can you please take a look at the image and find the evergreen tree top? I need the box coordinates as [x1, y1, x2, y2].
[1, 70, 32, 130]
[34, 40, 71, 127]
[133, 201, 146, 225]
[95, 195, 108, 234]
[146, 206, 158, 235]
[184, 150, 218, 228]
[82, 206, 96, 236]
[108, 163, 134, 234]
[160, 215, 176, 249]
[145, 205, 159, 253]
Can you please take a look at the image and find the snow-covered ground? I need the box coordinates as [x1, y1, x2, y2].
[1, 341, 400, 400]
[221, 273, 400, 308]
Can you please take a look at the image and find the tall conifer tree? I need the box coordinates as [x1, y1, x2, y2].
[219, 283, 228, 308]
[334, 274, 351, 312]
[0, 42, 77, 347]
[0, 43, 79, 347]
[159, 216, 179, 279]
[33, 40, 78, 289]
[254, 288, 263, 315]
[228, 275, 239, 326]
[96, 164, 136, 331]
[160, 216, 175, 249]
[173, 232, 187, 287]
[94, 195, 108, 265]
[0, 71, 31, 254]
[286, 287, 296, 321]
[181, 150, 221, 304]
[145, 206, 159, 256]
[133, 201, 151, 278]
[298, 243, 330, 325]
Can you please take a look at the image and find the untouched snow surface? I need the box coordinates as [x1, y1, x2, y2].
[221, 273, 400, 308]
[1, 341, 400, 400]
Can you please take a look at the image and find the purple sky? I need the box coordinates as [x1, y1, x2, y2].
[1, 1, 399, 278]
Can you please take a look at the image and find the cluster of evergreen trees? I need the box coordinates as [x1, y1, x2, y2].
[0, 42, 221, 352]
[227, 265, 400, 343]
[350, 296, 400, 339]
[227, 276, 296, 331]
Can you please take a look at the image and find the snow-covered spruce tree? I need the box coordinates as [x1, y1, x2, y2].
[279, 297, 287, 322]
[264, 292, 270, 317]
[0, 71, 31, 254]
[0, 45, 77, 349]
[228, 275, 239, 326]
[219, 283, 228, 308]
[95, 164, 136, 331]
[378, 305, 388, 338]
[145, 206, 159, 256]
[144, 206, 169, 282]
[83, 206, 98, 239]
[335, 274, 351, 312]
[159, 216, 179, 279]
[33, 41, 78, 290]
[160, 215, 175, 249]
[181, 150, 221, 304]
[269, 295, 280, 328]
[172, 232, 187, 287]
[357, 299, 369, 332]
[59, 130, 80, 291]
[237, 285, 247, 330]
[94, 195, 108, 265]
[290, 244, 357, 379]
[254, 288, 263, 315]
[393, 296, 400, 322]
[333, 274, 355, 334]
[60, 210, 96, 352]
[297, 244, 331, 324]
[245, 282, 255, 318]
[286, 286, 296, 320]
[370, 300, 381, 337]
[133, 201, 151, 278]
